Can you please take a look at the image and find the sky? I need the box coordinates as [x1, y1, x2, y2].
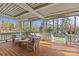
[0, 17, 17, 24]
[76, 16, 79, 26]
[0, 16, 79, 27]
[32, 19, 43, 27]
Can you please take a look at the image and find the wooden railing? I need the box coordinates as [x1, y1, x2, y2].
[0, 32, 33, 43]
[0, 32, 21, 43]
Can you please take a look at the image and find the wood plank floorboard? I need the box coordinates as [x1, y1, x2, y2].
[0, 41, 79, 56]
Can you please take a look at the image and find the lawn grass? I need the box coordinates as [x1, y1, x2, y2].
[55, 37, 65, 43]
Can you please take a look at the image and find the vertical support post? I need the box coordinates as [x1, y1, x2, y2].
[42, 19, 45, 33]
[62, 18, 64, 33]
[30, 20, 32, 33]
[46, 19, 47, 33]
[21, 21, 24, 32]
[41, 19, 45, 40]
[18, 20, 22, 38]
[53, 18, 55, 37]
[57, 18, 58, 33]
[22, 20, 24, 32]
[46, 19, 48, 40]
[74, 16, 76, 34]
[53, 18, 54, 32]
[20, 21, 22, 37]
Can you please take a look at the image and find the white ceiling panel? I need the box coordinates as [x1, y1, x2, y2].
[37, 3, 79, 17]
[0, 3, 79, 20]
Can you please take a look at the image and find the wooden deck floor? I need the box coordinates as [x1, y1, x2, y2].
[0, 41, 79, 56]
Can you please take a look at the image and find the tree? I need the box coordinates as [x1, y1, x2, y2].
[23, 26, 30, 32]
[47, 27, 53, 33]
[9, 23, 14, 32]
[39, 26, 43, 32]
[31, 26, 38, 32]
[63, 17, 70, 33]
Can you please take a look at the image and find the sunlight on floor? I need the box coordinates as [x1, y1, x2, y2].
[40, 41, 79, 56]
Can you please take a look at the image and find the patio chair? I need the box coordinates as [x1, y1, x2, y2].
[12, 35, 17, 43]
[27, 35, 40, 51]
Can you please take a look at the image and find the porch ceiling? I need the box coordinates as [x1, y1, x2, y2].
[0, 3, 79, 20]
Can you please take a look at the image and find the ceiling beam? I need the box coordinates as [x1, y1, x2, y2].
[0, 13, 13, 18]
[16, 3, 45, 19]
[0, 12, 18, 20]
[45, 7, 79, 18]
[0, 4, 7, 11]
[0, 4, 13, 18]
[36, 3, 59, 11]
[0, 4, 11, 13]
[4, 4, 17, 16]
[0, 3, 19, 20]
[13, 11, 28, 17]
[16, 3, 58, 19]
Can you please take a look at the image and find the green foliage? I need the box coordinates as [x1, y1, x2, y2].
[0, 21, 16, 33]
[63, 17, 70, 24]
[47, 27, 53, 33]
[31, 26, 38, 32]
[39, 26, 43, 32]
[23, 26, 38, 32]
[23, 26, 30, 32]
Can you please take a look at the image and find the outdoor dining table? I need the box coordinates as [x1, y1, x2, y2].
[28, 35, 40, 41]
[18, 39, 29, 46]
